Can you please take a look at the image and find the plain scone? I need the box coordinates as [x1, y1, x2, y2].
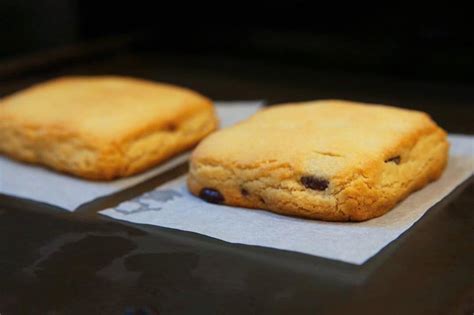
[188, 100, 449, 221]
[0, 76, 218, 180]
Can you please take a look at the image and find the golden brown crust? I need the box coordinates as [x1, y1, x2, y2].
[187, 100, 449, 221]
[0, 76, 218, 180]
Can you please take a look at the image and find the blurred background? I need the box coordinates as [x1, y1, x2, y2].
[1, 2, 473, 81]
[0, 1, 472, 131]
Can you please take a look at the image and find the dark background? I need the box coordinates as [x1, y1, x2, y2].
[1, 1, 473, 83]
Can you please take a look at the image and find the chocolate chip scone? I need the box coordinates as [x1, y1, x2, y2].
[0, 76, 217, 180]
[188, 100, 449, 221]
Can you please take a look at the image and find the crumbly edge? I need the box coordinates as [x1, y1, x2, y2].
[0, 106, 218, 180]
[187, 125, 448, 221]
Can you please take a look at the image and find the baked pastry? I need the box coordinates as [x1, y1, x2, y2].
[0, 76, 217, 180]
[188, 100, 449, 221]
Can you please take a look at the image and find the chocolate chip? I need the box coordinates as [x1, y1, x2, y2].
[385, 156, 401, 164]
[259, 197, 266, 204]
[241, 188, 249, 197]
[199, 188, 224, 204]
[163, 122, 177, 132]
[300, 176, 329, 191]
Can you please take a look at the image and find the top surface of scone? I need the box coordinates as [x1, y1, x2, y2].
[0, 76, 217, 180]
[0, 76, 212, 141]
[193, 100, 437, 175]
[188, 100, 448, 221]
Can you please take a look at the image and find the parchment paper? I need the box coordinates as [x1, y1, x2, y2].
[100, 135, 473, 264]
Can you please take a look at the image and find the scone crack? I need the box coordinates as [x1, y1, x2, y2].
[312, 150, 344, 158]
[385, 155, 401, 164]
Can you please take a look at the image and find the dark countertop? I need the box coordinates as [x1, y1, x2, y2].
[0, 42, 473, 315]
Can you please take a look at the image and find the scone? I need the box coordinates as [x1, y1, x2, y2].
[188, 100, 449, 221]
[0, 76, 218, 180]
